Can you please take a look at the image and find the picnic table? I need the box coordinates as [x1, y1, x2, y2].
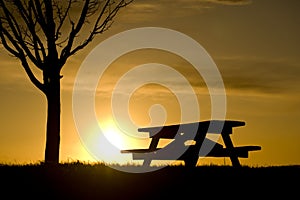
[121, 120, 261, 167]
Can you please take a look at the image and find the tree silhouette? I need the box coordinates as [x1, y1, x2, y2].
[0, 0, 132, 164]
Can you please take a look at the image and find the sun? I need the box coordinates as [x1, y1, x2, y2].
[101, 121, 127, 150]
[78, 119, 149, 165]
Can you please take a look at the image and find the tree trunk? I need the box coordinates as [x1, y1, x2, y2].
[44, 76, 61, 164]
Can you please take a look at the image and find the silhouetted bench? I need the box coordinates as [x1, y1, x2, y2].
[121, 120, 261, 167]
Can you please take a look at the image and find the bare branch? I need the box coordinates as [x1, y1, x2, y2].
[60, 0, 90, 60]
[60, 0, 133, 66]
[0, 0, 133, 88]
[13, 0, 46, 68]
[54, 0, 73, 41]
[0, 0, 42, 68]
[20, 57, 46, 93]
[0, 20, 44, 92]
[0, 27, 20, 57]
[31, 0, 48, 35]
[44, 0, 58, 60]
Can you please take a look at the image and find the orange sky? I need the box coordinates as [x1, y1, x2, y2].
[0, 0, 300, 167]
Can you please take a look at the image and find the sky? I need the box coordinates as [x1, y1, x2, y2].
[0, 0, 299, 167]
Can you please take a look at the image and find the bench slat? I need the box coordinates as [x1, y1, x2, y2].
[120, 148, 161, 153]
[206, 145, 262, 158]
[127, 145, 261, 160]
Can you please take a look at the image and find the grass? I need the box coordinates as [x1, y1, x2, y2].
[1, 161, 299, 199]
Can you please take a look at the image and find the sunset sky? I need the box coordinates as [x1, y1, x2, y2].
[0, 0, 299, 167]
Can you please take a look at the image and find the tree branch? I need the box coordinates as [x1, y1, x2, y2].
[60, 0, 133, 66]
[0, 0, 42, 68]
[0, 27, 19, 57]
[60, 0, 90, 60]
[0, 0, 133, 91]
[44, 0, 57, 57]
[54, 0, 73, 41]
[20, 57, 45, 93]
[31, 0, 48, 35]
[0, 21, 44, 92]
[13, 0, 46, 69]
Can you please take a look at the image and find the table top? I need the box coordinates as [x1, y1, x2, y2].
[138, 120, 246, 138]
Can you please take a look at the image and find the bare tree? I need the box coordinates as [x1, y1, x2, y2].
[0, 0, 133, 164]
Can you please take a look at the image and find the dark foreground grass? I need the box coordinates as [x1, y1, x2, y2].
[0, 162, 299, 199]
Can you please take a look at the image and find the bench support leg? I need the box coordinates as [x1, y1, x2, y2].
[221, 133, 241, 167]
[142, 159, 152, 167]
[184, 155, 198, 168]
[184, 130, 207, 167]
[142, 136, 160, 167]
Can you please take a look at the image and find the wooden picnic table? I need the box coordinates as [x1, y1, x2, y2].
[121, 120, 261, 167]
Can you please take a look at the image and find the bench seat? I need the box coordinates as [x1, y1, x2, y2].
[123, 145, 261, 160]
[121, 138, 261, 160]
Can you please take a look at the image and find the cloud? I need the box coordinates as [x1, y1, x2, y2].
[128, 0, 252, 12]
[71, 54, 300, 101]
[119, 0, 253, 24]
[203, 0, 252, 6]
[216, 56, 300, 95]
[2, 49, 299, 99]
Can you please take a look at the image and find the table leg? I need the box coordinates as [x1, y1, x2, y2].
[221, 133, 241, 167]
[184, 130, 207, 167]
[142, 137, 160, 166]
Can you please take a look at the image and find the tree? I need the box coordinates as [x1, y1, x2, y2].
[0, 0, 133, 164]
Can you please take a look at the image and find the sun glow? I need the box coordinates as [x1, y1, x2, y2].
[77, 119, 149, 165]
[101, 121, 127, 150]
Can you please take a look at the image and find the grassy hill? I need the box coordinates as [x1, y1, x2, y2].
[1, 162, 299, 199]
